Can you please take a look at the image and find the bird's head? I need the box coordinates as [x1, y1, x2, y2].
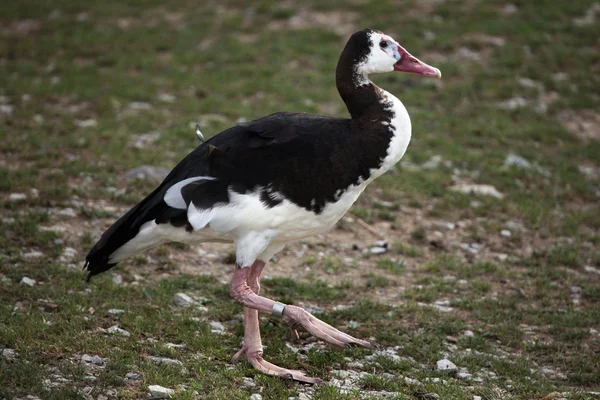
[346, 29, 441, 81]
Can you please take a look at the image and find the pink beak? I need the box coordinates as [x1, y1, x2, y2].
[393, 44, 441, 78]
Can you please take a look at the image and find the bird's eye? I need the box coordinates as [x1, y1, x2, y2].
[380, 41, 388, 48]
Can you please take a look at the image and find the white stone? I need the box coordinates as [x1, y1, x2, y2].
[148, 385, 174, 399]
[463, 330, 474, 337]
[158, 93, 176, 103]
[55, 208, 77, 217]
[209, 321, 226, 331]
[456, 371, 472, 379]
[8, 193, 27, 201]
[148, 356, 184, 367]
[74, 119, 97, 128]
[173, 293, 194, 307]
[20, 277, 36, 286]
[2, 348, 17, 360]
[106, 325, 130, 336]
[250, 394, 263, 400]
[504, 153, 531, 169]
[584, 265, 600, 275]
[473, 396, 482, 400]
[369, 246, 387, 255]
[498, 97, 528, 110]
[112, 274, 123, 285]
[500, 229, 512, 237]
[436, 359, 458, 373]
[107, 309, 125, 316]
[23, 251, 44, 259]
[450, 184, 504, 199]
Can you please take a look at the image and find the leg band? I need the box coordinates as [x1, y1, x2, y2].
[271, 301, 286, 318]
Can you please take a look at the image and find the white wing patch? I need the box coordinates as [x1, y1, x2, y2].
[164, 176, 216, 209]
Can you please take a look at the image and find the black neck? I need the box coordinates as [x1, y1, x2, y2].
[335, 45, 388, 120]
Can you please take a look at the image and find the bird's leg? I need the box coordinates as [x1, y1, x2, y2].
[230, 262, 321, 384]
[230, 267, 373, 353]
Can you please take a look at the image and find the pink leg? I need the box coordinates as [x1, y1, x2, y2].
[229, 265, 373, 363]
[230, 262, 321, 384]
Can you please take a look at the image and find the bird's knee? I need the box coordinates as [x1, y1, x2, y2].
[229, 268, 254, 303]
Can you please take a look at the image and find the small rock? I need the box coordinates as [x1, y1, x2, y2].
[173, 293, 194, 307]
[503, 4, 518, 14]
[164, 343, 186, 350]
[8, 193, 27, 201]
[463, 330, 474, 337]
[2, 348, 17, 360]
[584, 265, 600, 275]
[22, 251, 44, 259]
[369, 246, 387, 255]
[157, 93, 176, 103]
[59, 247, 78, 263]
[473, 396, 482, 400]
[242, 377, 256, 387]
[436, 359, 458, 374]
[125, 372, 142, 380]
[130, 131, 161, 149]
[498, 97, 528, 110]
[55, 208, 77, 218]
[81, 354, 104, 365]
[443, 275, 456, 282]
[404, 377, 420, 385]
[436, 221, 455, 231]
[107, 309, 125, 316]
[125, 165, 169, 182]
[112, 274, 123, 285]
[209, 321, 226, 332]
[148, 384, 174, 399]
[456, 372, 472, 380]
[419, 394, 440, 400]
[97, 395, 108, 400]
[504, 153, 531, 169]
[450, 184, 504, 199]
[250, 394, 263, 400]
[500, 229, 512, 237]
[298, 394, 311, 400]
[127, 101, 152, 111]
[106, 325, 130, 336]
[74, 119, 97, 128]
[20, 277, 36, 287]
[148, 356, 184, 367]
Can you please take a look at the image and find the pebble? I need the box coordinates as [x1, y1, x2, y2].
[148, 356, 184, 367]
[8, 193, 27, 201]
[124, 165, 170, 182]
[420, 394, 440, 400]
[437, 221, 455, 231]
[443, 275, 456, 282]
[498, 96, 528, 110]
[106, 325, 130, 336]
[463, 330, 474, 337]
[125, 372, 142, 380]
[450, 183, 504, 199]
[404, 377, 420, 385]
[112, 274, 123, 285]
[298, 394, 311, 400]
[209, 321, 226, 332]
[0, 274, 10, 284]
[164, 343, 186, 350]
[504, 153, 531, 169]
[242, 377, 256, 387]
[436, 359, 458, 374]
[22, 251, 44, 259]
[500, 229, 512, 237]
[107, 309, 125, 316]
[456, 371, 472, 380]
[74, 119, 97, 128]
[249, 394, 262, 400]
[2, 348, 17, 360]
[473, 396, 482, 400]
[55, 208, 77, 218]
[81, 354, 104, 365]
[157, 93, 176, 103]
[20, 277, 36, 286]
[127, 101, 152, 111]
[173, 293, 194, 307]
[369, 246, 387, 255]
[148, 385, 174, 399]
[584, 265, 600, 275]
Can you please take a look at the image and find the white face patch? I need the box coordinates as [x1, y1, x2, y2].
[355, 31, 400, 78]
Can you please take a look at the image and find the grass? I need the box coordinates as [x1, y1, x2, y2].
[1, 0, 600, 399]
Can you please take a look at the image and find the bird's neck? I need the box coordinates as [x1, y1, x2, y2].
[335, 65, 391, 120]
